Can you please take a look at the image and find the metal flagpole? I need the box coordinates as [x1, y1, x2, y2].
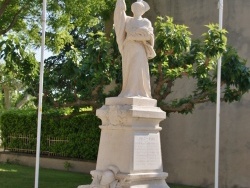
[215, 0, 223, 188]
[35, 0, 47, 187]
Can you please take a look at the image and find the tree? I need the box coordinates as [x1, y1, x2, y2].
[1, 1, 249, 114]
[29, 27, 122, 111]
[0, 34, 38, 110]
[0, 0, 117, 110]
[32, 16, 250, 114]
[0, 0, 116, 41]
[152, 17, 250, 114]
[0, 0, 41, 110]
[0, 0, 40, 36]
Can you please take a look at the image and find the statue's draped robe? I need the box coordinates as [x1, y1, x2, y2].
[114, 0, 156, 98]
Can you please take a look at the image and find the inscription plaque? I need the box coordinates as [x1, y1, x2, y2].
[133, 133, 161, 170]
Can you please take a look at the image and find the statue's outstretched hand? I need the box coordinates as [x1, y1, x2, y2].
[116, 0, 126, 10]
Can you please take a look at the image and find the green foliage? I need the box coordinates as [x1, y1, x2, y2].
[35, 28, 121, 109]
[0, 34, 39, 83]
[153, 16, 192, 79]
[151, 16, 250, 114]
[63, 161, 72, 171]
[203, 24, 227, 57]
[0, 0, 41, 36]
[1, 0, 249, 115]
[0, 34, 38, 110]
[0, 0, 117, 50]
[0, 109, 101, 160]
[222, 47, 250, 102]
[0, 0, 119, 110]
[45, 0, 117, 52]
[26, 15, 250, 115]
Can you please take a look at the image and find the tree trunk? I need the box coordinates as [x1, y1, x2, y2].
[2, 85, 11, 110]
[104, 12, 114, 38]
[16, 94, 32, 109]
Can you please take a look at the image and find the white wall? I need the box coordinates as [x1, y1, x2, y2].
[146, 0, 250, 187]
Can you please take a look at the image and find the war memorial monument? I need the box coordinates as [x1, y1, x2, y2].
[78, 0, 169, 187]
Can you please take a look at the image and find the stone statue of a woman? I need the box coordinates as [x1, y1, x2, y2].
[114, 0, 156, 98]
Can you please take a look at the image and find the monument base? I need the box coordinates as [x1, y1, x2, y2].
[116, 172, 169, 188]
[78, 97, 169, 188]
[78, 171, 169, 188]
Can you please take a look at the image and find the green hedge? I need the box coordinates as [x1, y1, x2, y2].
[0, 109, 101, 160]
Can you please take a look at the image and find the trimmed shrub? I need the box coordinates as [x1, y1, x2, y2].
[0, 109, 101, 160]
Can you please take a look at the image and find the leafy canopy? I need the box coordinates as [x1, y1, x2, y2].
[0, 0, 117, 110]
[31, 16, 250, 114]
[0, 0, 249, 114]
[152, 17, 250, 114]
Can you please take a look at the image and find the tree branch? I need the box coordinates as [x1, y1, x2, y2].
[0, 5, 26, 35]
[0, 0, 12, 18]
[53, 99, 98, 109]
[161, 80, 173, 100]
[160, 102, 194, 114]
[2, 84, 11, 110]
[16, 94, 33, 109]
[159, 92, 211, 114]
[153, 63, 166, 100]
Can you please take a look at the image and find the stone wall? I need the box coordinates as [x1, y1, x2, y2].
[146, 0, 250, 187]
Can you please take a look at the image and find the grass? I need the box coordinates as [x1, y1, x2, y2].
[168, 184, 202, 188]
[0, 163, 91, 188]
[0, 162, 201, 188]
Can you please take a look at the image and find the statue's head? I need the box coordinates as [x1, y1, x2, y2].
[131, 0, 150, 16]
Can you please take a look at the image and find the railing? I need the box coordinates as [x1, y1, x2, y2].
[3, 134, 70, 157]
[46, 137, 69, 157]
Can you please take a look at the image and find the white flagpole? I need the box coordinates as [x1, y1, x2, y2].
[215, 0, 223, 188]
[35, 0, 47, 188]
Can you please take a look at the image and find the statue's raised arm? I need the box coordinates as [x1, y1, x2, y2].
[115, 0, 126, 11]
[114, 0, 127, 54]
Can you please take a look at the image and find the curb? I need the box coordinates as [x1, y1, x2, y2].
[0, 151, 96, 174]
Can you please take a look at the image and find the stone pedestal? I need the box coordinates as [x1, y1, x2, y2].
[78, 97, 169, 188]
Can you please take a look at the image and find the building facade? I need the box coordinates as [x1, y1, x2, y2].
[146, 0, 250, 187]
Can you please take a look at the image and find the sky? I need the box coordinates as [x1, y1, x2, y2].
[34, 47, 53, 62]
